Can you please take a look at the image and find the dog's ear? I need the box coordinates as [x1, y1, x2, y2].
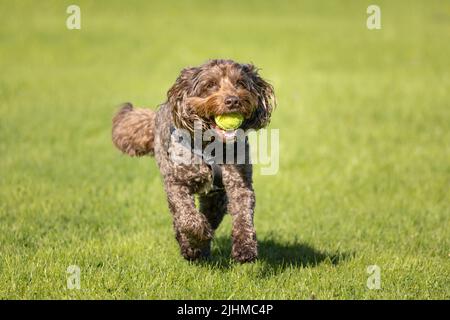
[167, 67, 200, 131]
[241, 64, 276, 129]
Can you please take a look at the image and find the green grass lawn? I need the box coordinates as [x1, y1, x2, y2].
[0, 0, 449, 299]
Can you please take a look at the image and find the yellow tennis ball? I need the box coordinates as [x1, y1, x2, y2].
[214, 113, 244, 130]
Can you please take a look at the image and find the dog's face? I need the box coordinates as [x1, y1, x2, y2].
[167, 59, 275, 139]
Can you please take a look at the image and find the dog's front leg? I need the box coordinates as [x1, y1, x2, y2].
[223, 165, 257, 263]
[165, 183, 213, 260]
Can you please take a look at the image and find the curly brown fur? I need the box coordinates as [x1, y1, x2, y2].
[112, 103, 156, 156]
[112, 59, 276, 263]
[168, 60, 275, 133]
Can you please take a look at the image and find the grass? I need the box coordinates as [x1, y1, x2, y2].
[0, 0, 449, 299]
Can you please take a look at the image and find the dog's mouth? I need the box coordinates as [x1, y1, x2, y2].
[211, 123, 239, 141]
[209, 113, 244, 141]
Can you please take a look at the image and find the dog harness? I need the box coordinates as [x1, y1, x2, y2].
[169, 126, 224, 193]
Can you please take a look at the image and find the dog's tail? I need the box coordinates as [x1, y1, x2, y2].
[112, 103, 156, 156]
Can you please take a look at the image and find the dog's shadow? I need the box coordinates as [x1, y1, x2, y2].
[200, 235, 352, 274]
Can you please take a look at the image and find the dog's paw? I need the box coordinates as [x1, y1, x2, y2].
[179, 214, 213, 242]
[232, 244, 258, 263]
[181, 246, 210, 261]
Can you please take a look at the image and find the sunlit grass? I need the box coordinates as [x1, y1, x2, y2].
[0, 0, 449, 299]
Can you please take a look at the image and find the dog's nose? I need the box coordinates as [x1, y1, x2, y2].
[224, 96, 239, 108]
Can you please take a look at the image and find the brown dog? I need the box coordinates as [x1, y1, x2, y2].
[112, 59, 275, 262]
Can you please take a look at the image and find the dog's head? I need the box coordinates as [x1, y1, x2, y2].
[167, 59, 275, 139]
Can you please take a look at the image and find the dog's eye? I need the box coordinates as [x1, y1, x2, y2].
[236, 80, 246, 89]
[206, 81, 217, 90]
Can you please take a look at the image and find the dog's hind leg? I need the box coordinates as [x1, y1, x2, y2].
[165, 183, 213, 261]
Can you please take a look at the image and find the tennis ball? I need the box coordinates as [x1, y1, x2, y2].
[214, 113, 244, 130]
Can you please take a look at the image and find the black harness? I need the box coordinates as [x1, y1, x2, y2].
[209, 162, 224, 192]
[169, 126, 224, 193]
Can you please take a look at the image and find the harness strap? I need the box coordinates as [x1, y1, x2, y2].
[210, 163, 224, 192]
[169, 125, 224, 192]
